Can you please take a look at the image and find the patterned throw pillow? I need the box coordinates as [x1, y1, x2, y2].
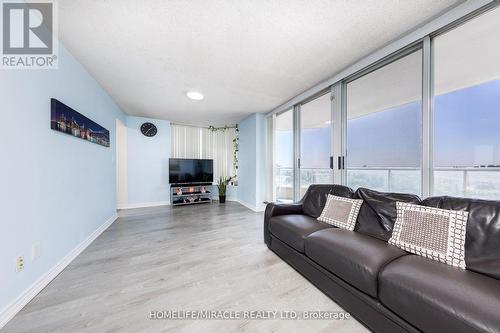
[317, 195, 363, 230]
[389, 202, 469, 268]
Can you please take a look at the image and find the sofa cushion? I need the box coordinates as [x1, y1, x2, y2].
[269, 215, 332, 252]
[389, 201, 468, 268]
[379, 255, 500, 333]
[304, 228, 406, 297]
[423, 196, 500, 279]
[317, 195, 363, 230]
[302, 184, 354, 218]
[354, 187, 422, 241]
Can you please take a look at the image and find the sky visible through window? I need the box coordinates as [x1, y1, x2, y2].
[276, 78, 500, 169]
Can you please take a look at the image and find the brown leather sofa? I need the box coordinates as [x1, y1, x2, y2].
[264, 184, 500, 333]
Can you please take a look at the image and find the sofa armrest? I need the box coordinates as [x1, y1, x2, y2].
[264, 202, 303, 247]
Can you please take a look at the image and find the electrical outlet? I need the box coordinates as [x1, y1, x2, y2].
[32, 242, 41, 260]
[16, 256, 24, 272]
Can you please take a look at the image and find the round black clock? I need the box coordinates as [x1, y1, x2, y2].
[140, 122, 157, 137]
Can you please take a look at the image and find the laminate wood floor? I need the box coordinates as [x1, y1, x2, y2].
[3, 202, 367, 333]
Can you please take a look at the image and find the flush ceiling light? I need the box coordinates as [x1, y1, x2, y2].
[186, 91, 204, 100]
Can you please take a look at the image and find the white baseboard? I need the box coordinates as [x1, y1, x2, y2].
[0, 213, 119, 330]
[237, 199, 266, 212]
[117, 201, 169, 210]
[120, 199, 263, 212]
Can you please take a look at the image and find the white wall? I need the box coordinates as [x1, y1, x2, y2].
[116, 119, 128, 207]
[0, 44, 125, 325]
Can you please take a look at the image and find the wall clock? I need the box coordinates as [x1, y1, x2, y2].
[140, 122, 157, 137]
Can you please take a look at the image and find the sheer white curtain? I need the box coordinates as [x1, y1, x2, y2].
[171, 124, 202, 158]
[171, 124, 236, 182]
[211, 127, 236, 181]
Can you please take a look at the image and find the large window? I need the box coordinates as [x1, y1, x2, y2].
[268, 4, 500, 202]
[433, 7, 500, 199]
[299, 93, 332, 196]
[275, 109, 294, 202]
[346, 50, 422, 194]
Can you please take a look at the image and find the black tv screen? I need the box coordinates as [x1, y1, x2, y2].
[169, 158, 214, 184]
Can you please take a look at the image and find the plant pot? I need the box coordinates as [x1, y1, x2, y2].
[219, 196, 226, 203]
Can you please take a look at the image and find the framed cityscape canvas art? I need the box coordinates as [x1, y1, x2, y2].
[50, 99, 110, 147]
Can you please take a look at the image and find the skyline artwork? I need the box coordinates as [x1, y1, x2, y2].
[50, 98, 110, 147]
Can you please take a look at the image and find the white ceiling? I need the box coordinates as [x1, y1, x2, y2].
[56, 0, 462, 126]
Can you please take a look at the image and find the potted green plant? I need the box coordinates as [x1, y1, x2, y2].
[217, 176, 233, 203]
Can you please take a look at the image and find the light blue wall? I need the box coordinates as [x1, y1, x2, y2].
[238, 115, 257, 207]
[0, 43, 125, 314]
[126, 116, 171, 206]
[237, 113, 267, 210]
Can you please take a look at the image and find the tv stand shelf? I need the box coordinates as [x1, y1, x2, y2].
[173, 191, 209, 197]
[170, 184, 213, 206]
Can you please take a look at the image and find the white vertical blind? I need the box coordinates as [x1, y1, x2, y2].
[171, 124, 202, 158]
[211, 128, 236, 181]
[171, 124, 236, 182]
[200, 127, 213, 159]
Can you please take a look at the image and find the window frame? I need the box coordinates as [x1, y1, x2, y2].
[297, 90, 334, 197]
[429, 3, 500, 198]
[341, 43, 425, 195]
[273, 108, 295, 202]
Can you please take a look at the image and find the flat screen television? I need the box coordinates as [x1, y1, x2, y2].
[169, 158, 214, 184]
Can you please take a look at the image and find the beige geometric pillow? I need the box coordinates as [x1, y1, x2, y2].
[317, 195, 363, 230]
[389, 202, 469, 268]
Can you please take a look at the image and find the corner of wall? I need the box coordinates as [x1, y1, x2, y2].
[237, 113, 267, 210]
